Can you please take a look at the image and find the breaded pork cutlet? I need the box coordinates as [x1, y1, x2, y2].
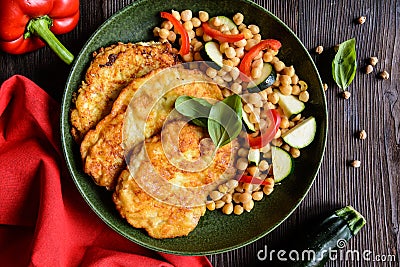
[70, 42, 178, 142]
[113, 122, 237, 239]
[80, 67, 224, 190]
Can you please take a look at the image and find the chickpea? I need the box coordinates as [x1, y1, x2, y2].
[271, 137, 283, 147]
[167, 31, 176, 42]
[206, 201, 216, 211]
[267, 92, 279, 104]
[231, 81, 242, 94]
[245, 39, 258, 51]
[188, 30, 195, 39]
[159, 28, 169, 39]
[218, 184, 229, 194]
[222, 193, 233, 204]
[291, 74, 299, 85]
[161, 20, 173, 30]
[281, 143, 290, 152]
[236, 157, 248, 170]
[270, 56, 279, 64]
[171, 10, 181, 21]
[248, 24, 260, 34]
[215, 200, 225, 209]
[251, 67, 262, 79]
[195, 27, 204, 37]
[252, 58, 263, 69]
[247, 166, 259, 177]
[280, 116, 290, 129]
[243, 199, 254, 211]
[222, 203, 234, 214]
[253, 33, 262, 42]
[299, 91, 310, 102]
[233, 13, 244, 25]
[225, 46, 236, 59]
[279, 85, 292, 95]
[242, 183, 253, 192]
[234, 39, 247, 48]
[351, 160, 361, 168]
[181, 10, 192, 22]
[243, 103, 254, 113]
[259, 160, 269, 172]
[290, 147, 300, 158]
[233, 192, 242, 203]
[281, 66, 295, 77]
[263, 52, 274, 63]
[239, 192, 252, 203]
[274, 61, 286, 72]
[235, 47, 245, 58]
[193, 41, 203, 52]
[299, 80, 308, 91]
[234, 205, 244, 215]
[153, 27, 160, 37]
[252, 191, 264, 201]
[203, 33, 212, 42]
[206, 67, 218, 78]
[183, 21, 193, 31]
[242, 28, 253, 40]
[263, 185, 274, 195]
[292, 85, 301, 95]
[191, 17, 201, 28]
[198, 11, 209, 22]
[210, 190, 224, 201]
[279, 75, 292, 86]
[230, 68, 241, 81]
[226, 180, 239, 190]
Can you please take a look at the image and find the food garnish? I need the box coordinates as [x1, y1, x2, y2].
[332, 38, 357, 91]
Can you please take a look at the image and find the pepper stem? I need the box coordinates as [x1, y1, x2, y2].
[335, 205, 366, 236]
[26, 15, 74, 65]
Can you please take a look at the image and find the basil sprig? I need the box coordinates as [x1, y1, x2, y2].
[175, 94, 242, 148]
[332, 38, 357, 90]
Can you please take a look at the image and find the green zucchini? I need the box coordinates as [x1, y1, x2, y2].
[209, 16, 237, 30]
[242, 110, 256, 132]
[248, 63, 276, 92]
[271, 146, 293, 182]
[288, 206, 366, 267]
[200, 41, 223, 69]
[281, 116, 316, 149]
[275, 89, 305, 118]
[248, 148, 260, 166]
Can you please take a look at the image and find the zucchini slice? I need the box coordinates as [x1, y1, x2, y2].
[242, 110, 256, 132]
[209, 16, 237, 30]
[281, 116, 316, 149]
[271, 146, 293, 182]
[248, 63, 276, 92]
[201, 41, 223, 68]
[248, 148, 260, 166]
[275, 89, 305, 118]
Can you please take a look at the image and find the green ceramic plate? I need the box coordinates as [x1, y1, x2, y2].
[61, 0, 327, 255]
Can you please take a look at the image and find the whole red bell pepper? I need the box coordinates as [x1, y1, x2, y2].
[0, 0, 79, 64]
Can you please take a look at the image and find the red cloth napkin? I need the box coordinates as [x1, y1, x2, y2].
[0, 75, 212, 267]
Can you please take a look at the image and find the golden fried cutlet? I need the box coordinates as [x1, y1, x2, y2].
[113, 122, 238, 239]
[70, 42, 178, 142]
[80, 67, 224, 190]
[113, 170, 206, 239]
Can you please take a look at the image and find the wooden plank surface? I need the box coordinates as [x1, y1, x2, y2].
[1, 0, 398, 266]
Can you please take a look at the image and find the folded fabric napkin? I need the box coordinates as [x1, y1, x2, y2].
[0, 75, 212, 267]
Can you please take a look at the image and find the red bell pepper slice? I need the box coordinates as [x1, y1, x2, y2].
[239, 39, 282, 79]
[238, 175, 274, 186]
[248, 109, 281, 149]
[201, 22, 244, 43]
[160, 12, 190, 56]
[0, 0, 79, 64]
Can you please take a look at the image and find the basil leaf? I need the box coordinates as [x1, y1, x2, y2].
[175, 96, 212, 127]
[208, 94, 242, 148]
[332, 38, 357, 90]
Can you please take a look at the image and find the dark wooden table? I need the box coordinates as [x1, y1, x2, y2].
[1, 0, 398, 266]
